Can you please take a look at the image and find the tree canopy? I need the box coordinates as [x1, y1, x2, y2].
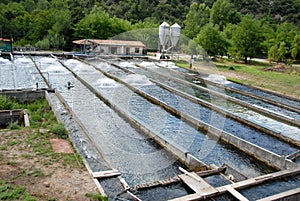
[0, 0, 299, 62]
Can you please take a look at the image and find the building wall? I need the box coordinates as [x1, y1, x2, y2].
[0, 39, 13, 52]
[94, 45, 142, 55]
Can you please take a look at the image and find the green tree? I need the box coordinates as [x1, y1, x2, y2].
[268, 42, 287, 63]
[264, 22, 299, 61]
[195, 24, 229, 58]
[183, 2, 210, 39]
[74, 6, 131, 39]
[291, 34, 300, 60]
[151, 0, 188, 24]
[230, 15, 265, 63]
[210, 0, 233, 31]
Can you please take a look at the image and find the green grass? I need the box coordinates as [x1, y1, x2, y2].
[8, 140, 21, 146]
[51, 123, 68, 139]
[174, 60, 300, 98]
[0, 96, 58, 129]
[0, 144, 7, 151]
[85, 193, 108, 201]
[0, 180, 37, 201]
[215, 61, 300, 98]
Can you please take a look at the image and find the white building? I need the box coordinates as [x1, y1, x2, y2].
[73, 39, 146, 55]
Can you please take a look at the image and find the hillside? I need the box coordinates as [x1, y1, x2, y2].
[0, 0, 299, 62]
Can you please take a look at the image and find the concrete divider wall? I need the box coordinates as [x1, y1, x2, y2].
[83, 60, 298, 171]
[0, 109, 24, 126]
[118, 76, 298, 170]
[0, 90, 46, 103]
[219, 130, 298, 170]
[151, 80, 300, 147]
[157, 62, 300, 115]
[138, 64, 300, 128]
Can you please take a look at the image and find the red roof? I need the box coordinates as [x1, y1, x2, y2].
[0, 38, 13, 42]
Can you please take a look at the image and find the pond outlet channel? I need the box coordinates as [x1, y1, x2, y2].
[1, 55, 299, 200]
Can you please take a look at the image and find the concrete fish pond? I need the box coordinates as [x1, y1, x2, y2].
[0, 55, 299, 200]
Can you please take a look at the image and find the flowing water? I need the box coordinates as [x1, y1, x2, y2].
[124, 62, 300, 143]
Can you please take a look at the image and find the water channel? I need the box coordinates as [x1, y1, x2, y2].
[122, 61, 300, 143]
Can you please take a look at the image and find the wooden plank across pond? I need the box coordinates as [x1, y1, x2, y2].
[171, 167, 300, 201]
[178, 171, 218, 196]
[92, 169, 120, 179]
[225, 185, 249, 201]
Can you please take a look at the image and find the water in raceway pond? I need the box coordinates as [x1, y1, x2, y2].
[158, 61, 300, 120]
[82, 59, 275, 177]
[37, 58, 184, 187]
[122, 61, 300, 143]
[0, 56, 47, 89]
[91, 60, 298, 156]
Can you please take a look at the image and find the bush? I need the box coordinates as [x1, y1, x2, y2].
[7, 122, 21, 130]
[0, 96, 13, 110]
[51, 123, 68, 139]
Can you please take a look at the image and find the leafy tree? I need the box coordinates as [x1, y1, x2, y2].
[29, 9, 55, 43]
[268, 42, 287, 63]
[210, 0, 233, 31]
[195, 23, 229, 58]
[230, 15, 265, 63]
[184, 39, 200, 55]
[74, 6, 131, 39]
[47, 0, 72, 50]
[264, 22, 299, 61]
[0, 2, 31, 42]
[291, 34, 300, 60]
[183, 2, 210, 39]
[152, 0, 188, 24]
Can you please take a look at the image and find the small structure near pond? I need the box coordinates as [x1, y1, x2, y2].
[73, 39, 146, 56]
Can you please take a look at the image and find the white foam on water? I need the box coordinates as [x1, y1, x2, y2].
[140, 61, 158, 68]
[74, 64, 93, 73]
[206, 74, 230, 85]
[39, 57, 57, 64]
[96, 77, 118, 88]
[43, 64, 68, 73]
[119, 61, 137, 68]
[159, 61, 177, 68]
[122, 74, 152, 86]
[14, 57, 32, 63]
[0, 57, 12, 64]
[64, 59, 81, 66]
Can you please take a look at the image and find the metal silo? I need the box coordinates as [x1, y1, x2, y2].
[159, 22, 170, 51]
[170, 23, 181, 46]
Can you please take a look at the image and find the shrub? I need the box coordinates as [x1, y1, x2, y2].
[51, 123, 68, 139]
[0, 96, 13, 110]
[7, 122, 21, 130]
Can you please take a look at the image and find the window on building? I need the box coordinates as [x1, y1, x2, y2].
[111, 47, 117, 54]
[135, 48, 140, 54]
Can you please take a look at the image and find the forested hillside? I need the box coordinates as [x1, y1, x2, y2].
[0, 0, 299, 62]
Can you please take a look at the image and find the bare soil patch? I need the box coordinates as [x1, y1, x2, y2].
[0, 129, 99, 201]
